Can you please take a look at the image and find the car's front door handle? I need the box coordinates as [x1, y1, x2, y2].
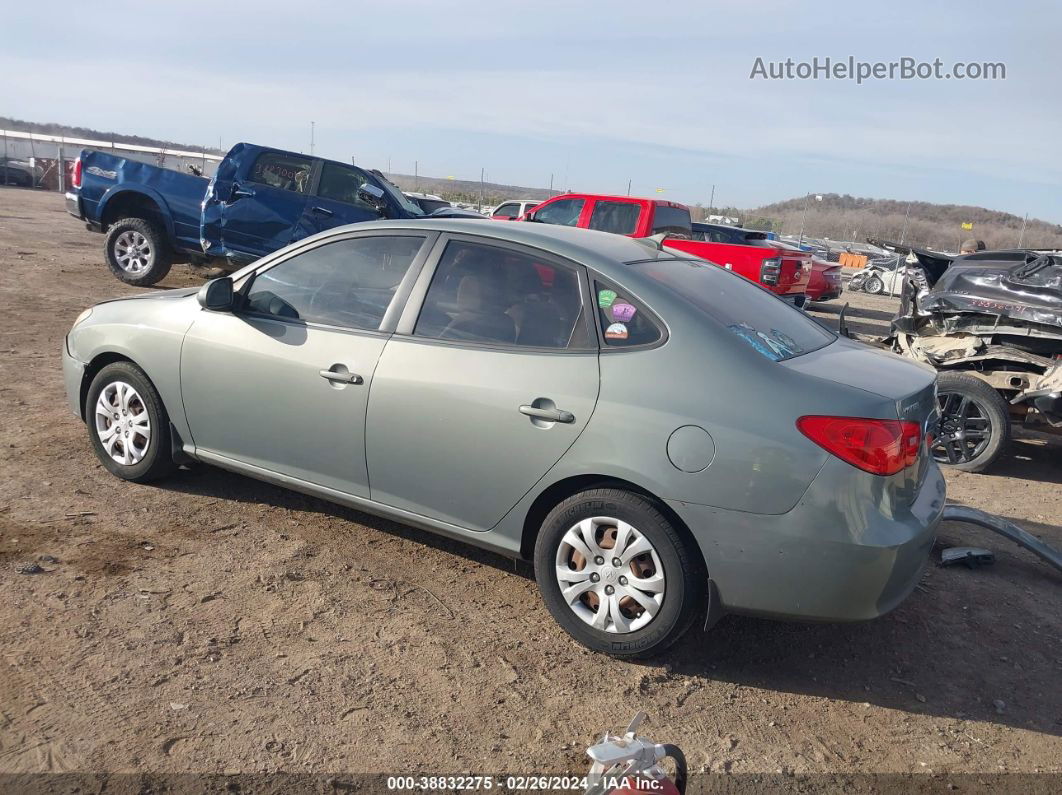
[311, 205, 334, 217]
[319, 369, 363, 385]
[519, 405, 575, 424]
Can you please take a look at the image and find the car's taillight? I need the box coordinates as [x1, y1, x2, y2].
[797, 416, 923, 476]
[760, 256, 782, 285]
[71, 157, 82, 189]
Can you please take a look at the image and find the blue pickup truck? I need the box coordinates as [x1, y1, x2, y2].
[66, 142, 473, 285]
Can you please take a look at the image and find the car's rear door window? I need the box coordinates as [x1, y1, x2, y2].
[248, 152, 314, 194]
[243, 235, 425, 330]
[493, 202, 521, 218]
[588, 201, 641, 235]
[414, 241, 585, 348]
[636, 258, 834, 360]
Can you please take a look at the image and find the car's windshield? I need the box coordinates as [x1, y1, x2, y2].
[633, 257, 835, 360]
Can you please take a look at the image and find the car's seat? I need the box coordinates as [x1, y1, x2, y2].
[441, 272, 516, 343]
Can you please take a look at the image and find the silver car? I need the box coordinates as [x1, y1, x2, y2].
[62, 220, 945, 657]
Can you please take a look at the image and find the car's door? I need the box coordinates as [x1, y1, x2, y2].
[365, 235, 601, 531]
[180, 231, 434, 497]
[219, 150, 316, 259]
[297, 161, 391, 238]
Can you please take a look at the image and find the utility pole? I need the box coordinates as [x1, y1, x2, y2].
[627, 179, 631, 197]
[548, 173, 553, 197]
[479, 167, 485, 212]
[387, 157, 391, 174]
[708, 184, 715, 218]
[898, 201, 912, 245]
[798, 193, 811, 246]
[1017, 213, 1029, 247]
[414, 160, 418, 191]
[310, 121, 315, 155]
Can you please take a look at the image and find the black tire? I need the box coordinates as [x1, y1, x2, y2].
[848, 272, 867, 290]
[534, 488, 706, 659]
[104, 217, 173, 286]
[932, 372, 1011, 473]
[863, 274, 884, 294]
[85, 362, 176, 483]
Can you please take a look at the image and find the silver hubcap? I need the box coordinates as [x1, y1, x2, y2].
[114, 231, 152, 273]
[94, 381, 151, 465]
[555, 516, 665, 634]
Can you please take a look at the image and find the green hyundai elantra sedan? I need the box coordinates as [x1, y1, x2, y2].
[63, 219, 945, 657]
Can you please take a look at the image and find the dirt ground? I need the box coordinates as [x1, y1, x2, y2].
[0, 187, 1060, 782]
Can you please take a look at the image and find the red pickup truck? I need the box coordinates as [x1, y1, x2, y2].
[524, 193, 810, 305]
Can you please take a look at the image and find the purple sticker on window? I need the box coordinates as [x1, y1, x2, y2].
[611, 302, 636, 322]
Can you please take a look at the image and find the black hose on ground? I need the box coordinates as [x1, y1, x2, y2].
[660, 744, 687, 795]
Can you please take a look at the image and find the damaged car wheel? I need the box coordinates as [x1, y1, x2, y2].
[932, 372, 1011, 472]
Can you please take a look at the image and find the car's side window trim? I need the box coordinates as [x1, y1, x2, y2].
[231, 230, 439, 335]
[587, 272, 669, 353]
[393, 232, 599, 354]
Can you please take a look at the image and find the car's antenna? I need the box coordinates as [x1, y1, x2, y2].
[635, 233, 669, 252]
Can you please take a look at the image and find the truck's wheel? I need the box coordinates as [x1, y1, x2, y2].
[534, 488, 706, 659]
[104, 218, 173, 286]
[932, 372, 1011, 472]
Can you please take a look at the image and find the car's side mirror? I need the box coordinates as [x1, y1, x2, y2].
[197, 277, 234, 311]
[356, 182, 391, 217]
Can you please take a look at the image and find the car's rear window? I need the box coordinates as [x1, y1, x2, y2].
[651, 205, 692, 238]
[635, 258, 835, 360]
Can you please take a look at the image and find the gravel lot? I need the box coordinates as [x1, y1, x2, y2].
[1, 187, 1060, 781]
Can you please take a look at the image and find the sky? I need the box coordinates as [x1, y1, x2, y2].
[4, 0, 1061, 222]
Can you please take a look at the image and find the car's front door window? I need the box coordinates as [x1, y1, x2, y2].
[533, 198, 585, 227]
[244, 235, 425, 330]
[316, 162, 382, 212]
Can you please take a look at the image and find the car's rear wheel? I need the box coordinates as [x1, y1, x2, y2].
[85, 362, 175, 482]
[534, 488, 705, 658]
[863, 274, 884, 294]
[932, 372, 1011, 472]
[104, 217, 173, 286]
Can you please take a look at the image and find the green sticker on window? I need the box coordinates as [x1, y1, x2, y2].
[598, 289, 617, 308]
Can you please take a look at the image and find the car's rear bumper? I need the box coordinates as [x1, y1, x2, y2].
[669, 456, 946, 622]
[65, 191, 82, 219]
[62, 339, 86, 419]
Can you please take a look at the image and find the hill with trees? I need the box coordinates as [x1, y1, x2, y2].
[739, 194, 1062, 250]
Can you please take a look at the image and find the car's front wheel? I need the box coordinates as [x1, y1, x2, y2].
[534, 488, 705, 658]
[85, 362, 176, 482]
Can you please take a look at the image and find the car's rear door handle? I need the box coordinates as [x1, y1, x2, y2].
[319, 369, 363, 385]
[311, 205, 334, 216]
[519, 405, 575, 423]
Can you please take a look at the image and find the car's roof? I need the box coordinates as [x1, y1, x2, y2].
[328, 218, 690, 271]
